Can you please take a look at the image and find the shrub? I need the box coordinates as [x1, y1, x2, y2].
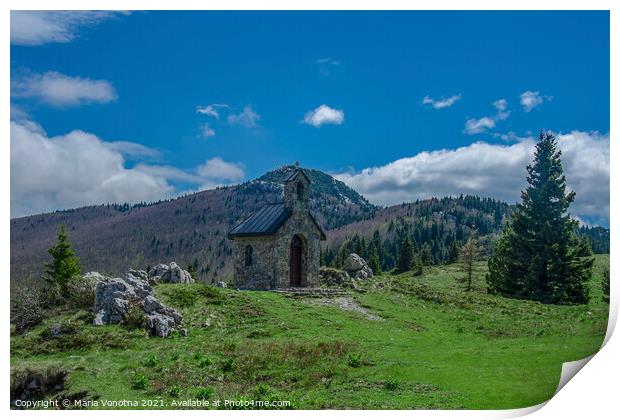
[384, 379, 399, 391]
[220, 358, 236, 372]
[165, 287, 198, 307]
[65, 275, 96, 310]
[132, 374, 149, 390]
[347, 353, 362, 368]
[253, 384, 271, 399]
[124, 300, 146, 330]
[167, 385, 181, 398]
[195, 386, 213, 400]
[198, 357, 214, 368]
[196, 284, 224, 303]
[144, 354, 159, 367]
[11, 287, 45, 333]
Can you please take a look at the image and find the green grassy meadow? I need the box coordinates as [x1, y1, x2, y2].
[10, 255, 609, 409]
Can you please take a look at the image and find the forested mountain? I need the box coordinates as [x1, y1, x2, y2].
[323, 196, 512, 270]
[10, 166, 609, 285]
[10, 166, 375, 285]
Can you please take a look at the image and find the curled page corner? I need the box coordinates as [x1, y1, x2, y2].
[554, 355, 595, 396]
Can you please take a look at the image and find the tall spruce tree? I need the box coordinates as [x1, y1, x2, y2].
[43, 225, 81, 293]
[367, 242, 382, 275]
[396, 236, 414, 273]
[486, 132, 593, 304]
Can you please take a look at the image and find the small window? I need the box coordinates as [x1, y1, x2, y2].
[245, 245, 253, 266]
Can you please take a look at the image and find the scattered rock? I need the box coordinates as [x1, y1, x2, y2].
[148, 262, 194, 284]
[343, 253, 373, 280]
[319, 267, 350, 286]
[83, 271, 106, 283]
[91, 270, 184, 337]
[48, 324, 63, 338]
[214, 280, 228, 288]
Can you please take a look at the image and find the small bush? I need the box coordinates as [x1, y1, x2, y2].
[196, 284, 224, 304]
[65, 275, 96, 310]
[198, 357, 214, 368]
[132, 374, 149, 390]
[144, 354, 159, 367]
[247, 329, 272, 339]
[347, 353, 362, 368]
[11, 287, 46, 333]
[253, 384, 271, 399]
[167, 385, 181, 398]
[124, 300, 146, 330]
[384, 379, 399, 391]
[195, 386, 213, 400]
[220, 358, 236, 372]
[165, 287, 199, 307]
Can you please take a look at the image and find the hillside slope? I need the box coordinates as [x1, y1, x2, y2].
[10, 256, 609, 409]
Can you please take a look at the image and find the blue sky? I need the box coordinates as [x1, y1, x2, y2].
[10, 11, 610, 225]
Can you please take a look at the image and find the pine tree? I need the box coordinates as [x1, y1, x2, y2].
[602, 267, 610, 304]
[187, 261, 198, 280]
[486, 132, 593, 304]
[448, 240, 460, 264]
[459, 235, 481, 291]
[420, 243, 433, 266]
[43, 225, 81, 293]
[367, 242, 381, 275]
[577, 236, 593, 257]
[396, 236, 414, 273]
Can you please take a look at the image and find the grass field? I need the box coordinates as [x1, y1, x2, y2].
[10, 255, 609, 409]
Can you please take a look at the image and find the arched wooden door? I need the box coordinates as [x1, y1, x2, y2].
[290, 235, 303, 287]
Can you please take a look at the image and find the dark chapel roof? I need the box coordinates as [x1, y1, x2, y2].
[228, 203, 291, 238]
[227, 202, 326, 240]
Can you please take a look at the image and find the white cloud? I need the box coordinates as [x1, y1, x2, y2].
[316, 58, 341, 75]
[200, 123, 216, 139]
[12, 71, 117, 107]
[197, 157, 245, 182]
[11, 119, 247, 217]
[316, 58, 340, 65]
[422, 94, 462, 110]
[520, 90, 551, 112]
[464, 117, 495, 134]
[106, 141, 161, 159]
[302, 104, 345, 128]
[493, 99, 510, 120]
[196, 103, 230, 119]
[227, 105, 261, 128]
[11, 11, 126, 46]
[334, 131, 609, 225]
[10, 120, 173, 217]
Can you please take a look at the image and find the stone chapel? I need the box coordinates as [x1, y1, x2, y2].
[227, 169, 326, 289]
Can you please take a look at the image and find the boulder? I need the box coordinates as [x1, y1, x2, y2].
[83, 271, 106, 283]
[148, 262, 194, 284]
[92, 270, 184, 337]
[319, 267, 350, 286]
[343, 253, 373, 280]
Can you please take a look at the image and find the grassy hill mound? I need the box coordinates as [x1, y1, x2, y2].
[11, 255, 609, 409]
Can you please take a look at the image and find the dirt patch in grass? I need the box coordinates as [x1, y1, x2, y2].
[313, 297, 383, 321]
